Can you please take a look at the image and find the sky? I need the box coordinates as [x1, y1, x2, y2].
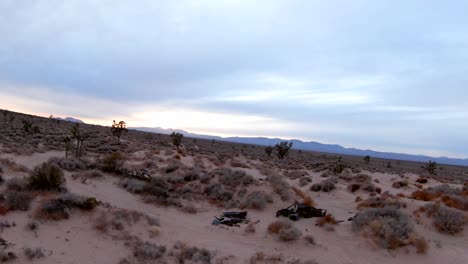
[1, 0, 467, 158]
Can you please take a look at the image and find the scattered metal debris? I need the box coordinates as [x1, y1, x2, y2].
[212, 211, 250, 226]
[276, 203, 326, 221]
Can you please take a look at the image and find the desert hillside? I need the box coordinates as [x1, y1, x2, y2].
[0, 110, 467, 264]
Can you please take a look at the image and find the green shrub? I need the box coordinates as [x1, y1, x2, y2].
[27, 163, 65, 191]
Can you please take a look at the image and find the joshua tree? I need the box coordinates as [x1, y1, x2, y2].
[21, 119, 40, 135]
[275, 141, 293, 160]
[64, 136, 72, 158]
[2, 110, 8, 123]
[170, 132, 184, 150]
[111, 120, 128, 143]
[363, 155, 371, 164]
[211, 139, 216, 146]
[264, 146, 273, 157]
[425, 160, 437, 175]
[71, 124, 85, 159]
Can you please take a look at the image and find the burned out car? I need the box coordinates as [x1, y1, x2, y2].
[276, 203, 326, 221]
[212, 211, 249, 226]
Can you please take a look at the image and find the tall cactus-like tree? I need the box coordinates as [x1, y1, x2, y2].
[111, 120, 128, 143]
[264, 146, 273, 157]
[71, 124, 85, 159]
[64, 136, 72, 158]
[170, 132, 184, 150]
[426, 160, 437, 175]
[363, 155, 371, 164]
[275, 141, 293, 160]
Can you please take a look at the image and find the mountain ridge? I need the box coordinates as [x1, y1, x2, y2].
[130, 127, 468, 167]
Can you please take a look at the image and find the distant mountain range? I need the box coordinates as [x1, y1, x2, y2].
[54, 117, 84, 123]
[131, 126, 468, 167]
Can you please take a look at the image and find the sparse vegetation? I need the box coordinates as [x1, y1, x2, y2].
[267, 220, 302, 241]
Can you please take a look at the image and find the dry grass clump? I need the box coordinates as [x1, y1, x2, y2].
[23, 247, 45, 260]
[245, 222, 256, 234]
[27, 162, 65, 191]
[352, 207, 426, 252]
[0, 158, 28, 173]
[5, 191, 33, 211]
[267, 175, 293, 201]
[133, 241, 166, 261]
[299, 177, 312, 186]
[94, 208, 159, 233]
[100, 151, 125, 173]
[241, 191, 273, 210]
[6, 177, 28, 191]
[0, 248, 17, 262]
[36, 193, 98, 221]
[292, 187, 316, 207]
[423, 203, 466, 234]
[357, 192, 406, 209]
[249, 252, 283, 264]
[119, 178, 147, 194]
[267, 220, 302, 241]
[169, 241, 213, 264]
[392, 180, 408, 189]
[411, 184, 467, 211]
[310, 177, 337, 192]
[48, 157, 88, 171]
[216, 168, 255, 187]
[315, 214, 337, 227]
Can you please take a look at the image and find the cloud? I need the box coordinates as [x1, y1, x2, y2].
[1, 0, 468, 157]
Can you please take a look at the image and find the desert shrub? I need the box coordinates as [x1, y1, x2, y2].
[133, 241, 166, 261]
[267, 220, 292, 234]
[241, 191, 273, 210]
[249, 252, 283, 264]
[278, 226, 302, 241]
[170, 241, 212, 264]
[316, 214, 337, 227]
[416, 177, 428, 184]
[352, 207, 415, 250]
[429, 184, 462, 196]
[5, 191, 33, 211]
[292, 187, 316, 207]
[27, 162, 65, 191]
[357, 192, 406, 209]
[181, 204, 198, 214]
[119, 178, 147, 194]
[48, 157, 87, 171]
[58, 193, 99, 210]
[216, 168, 255, 187]
[310, 177, 337, 192]
[303, 235, 316, 245]
[0, 175, 3, 185]
[392, 180, 408, 189]
[183, 168, 201, 182]
[299, 177, 312, 186]
[23, 247, 45, 260]
[36, 199, 70, 220]
[267, 175, 292, 201]
[82, 170, 104, 178]
[424, 203, 466, 234]
[245, 222, 256, 234]
[100, 152, 125, 173]
[6, 177, 27, 191]
[204, 183, 234, 203]
[0, 249, 16, 262]
[348, 183, 360, 192]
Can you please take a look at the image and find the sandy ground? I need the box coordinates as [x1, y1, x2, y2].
[1, 150, 467, 264]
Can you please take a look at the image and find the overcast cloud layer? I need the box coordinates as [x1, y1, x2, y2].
[1, 0, 467, 158]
